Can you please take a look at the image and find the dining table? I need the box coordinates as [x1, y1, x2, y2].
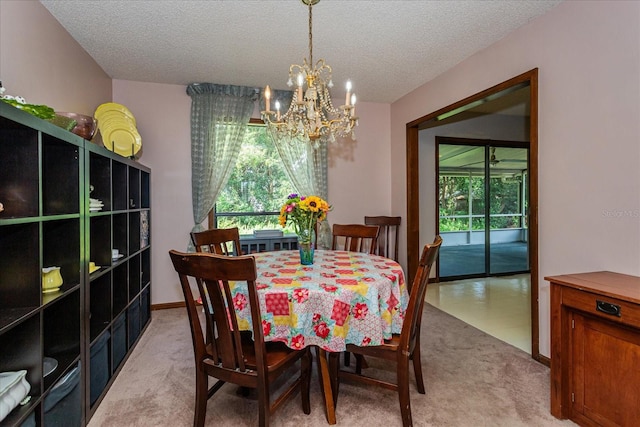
[230, 249, 408, 424]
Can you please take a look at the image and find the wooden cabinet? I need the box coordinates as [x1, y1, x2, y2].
[0, 102, 151, 426]
[547, 271, 640, 427]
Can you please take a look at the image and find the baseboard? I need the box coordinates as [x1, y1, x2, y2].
[151, 301, 185, 310]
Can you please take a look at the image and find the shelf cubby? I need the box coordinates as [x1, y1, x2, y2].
[43, 289, 81, 391]
[140, 210, 149, 249]
[112, 312, 127, 372]
[43, 361, 82, 427]
[128, 254, 141, 302]
[89, 331, 110, 407]
[0, 313, 42, 426]
[0, 118, 39, 219]
[42, 218, 81, 298]
[113, 264, 128, 317]
[0, 223, 40, 321]
[89, 274, 111, 341]
[112, 161, 128, 211]
[129, 212, 141, 253]
[90, 216, 112, 268]
[141, 248, 151, 287]
[141, 171, 150, 209]
[127, 297, 140, 348]
[89, 153, 111, 212]
[42, 135, 81, 216]
[141, 285, 150, 329]
[128, 167, 140, 209]
[112, 213, 128, 262]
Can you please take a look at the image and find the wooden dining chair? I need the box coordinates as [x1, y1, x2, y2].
[190, 227, 244, 345]
[331, 223, 380, 367]
[168, 250, 312, 427]
[331, 223, 380, 254]
[364, 216, 401, 261]
[190, 226, 243, 256]
[328, 236, 442, 427]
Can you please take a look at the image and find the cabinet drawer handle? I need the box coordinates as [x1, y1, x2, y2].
[596, 300, 621, 317]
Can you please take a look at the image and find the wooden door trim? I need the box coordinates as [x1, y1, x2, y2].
[405, 68, 541, 360]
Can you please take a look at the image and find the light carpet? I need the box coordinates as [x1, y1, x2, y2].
[88, 304, 576, 426]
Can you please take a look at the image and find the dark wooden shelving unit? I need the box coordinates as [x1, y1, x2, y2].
[0, 102, 151, 427]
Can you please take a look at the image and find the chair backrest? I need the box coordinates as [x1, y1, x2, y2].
[168, 250, 267, 376]
[191, 227, 242, 256]
[364, 216, 401, 261]
[399, 236, 442, 353]
[331, 224, 380, 254]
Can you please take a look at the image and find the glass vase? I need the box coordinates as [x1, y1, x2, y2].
[297, 228, 315, 265]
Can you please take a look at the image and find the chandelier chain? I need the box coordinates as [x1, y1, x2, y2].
[308, 2, 313, 65]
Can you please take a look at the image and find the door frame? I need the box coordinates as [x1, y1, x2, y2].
[405, 68, 541, 361]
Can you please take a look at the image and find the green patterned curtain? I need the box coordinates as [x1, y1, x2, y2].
[186, 83, 257, 250]
[263, 88, 331, 249]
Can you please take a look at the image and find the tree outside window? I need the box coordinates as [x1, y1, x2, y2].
[439, 173, 527, 232]
[214, 124, 294, 234]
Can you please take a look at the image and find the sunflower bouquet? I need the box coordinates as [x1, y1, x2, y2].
[279, 194, 331, 244]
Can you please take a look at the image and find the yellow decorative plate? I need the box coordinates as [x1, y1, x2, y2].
[95, 103, 136, 125]
[102, 126, 142, 157]
[99, 120, 137, 135]
[96, 110, 135, 124]
[94, 102, 142, 157]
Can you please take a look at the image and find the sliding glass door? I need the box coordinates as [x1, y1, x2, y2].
[438, 141, 529, 279]
[488, 146, 529, 274]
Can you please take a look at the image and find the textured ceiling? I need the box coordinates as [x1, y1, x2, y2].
[40, 0, 562, 104]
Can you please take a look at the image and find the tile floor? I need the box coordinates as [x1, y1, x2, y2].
[425, 273, 531, 353]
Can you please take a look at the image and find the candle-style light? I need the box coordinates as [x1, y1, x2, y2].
[345, 81, 352, 106]
[264, 85, 271, 112]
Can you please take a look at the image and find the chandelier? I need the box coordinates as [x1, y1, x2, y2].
[261, 0, 358, 147]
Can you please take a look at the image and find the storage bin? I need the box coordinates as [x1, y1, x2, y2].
[112, 314, 127, 371]
[90, 331, 110, 405]
[141, 287, 150, 327]
[44, 363, 81, 427]
[127, 301, 140, 348]
[20, 411, 35, 427]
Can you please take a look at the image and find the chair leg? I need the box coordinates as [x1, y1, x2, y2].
[344, 351, 351, 367]
[257, 381, 270, 427]
[194, 368, 208, 427]
[328, 352, 340, 407]
[397, 358, 413, 427]
[354, 354, 369, 374]
[411, 347, 425, 394]
[301, 349, 312, 414]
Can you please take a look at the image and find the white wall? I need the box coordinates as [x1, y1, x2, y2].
[391, 0, 640, 357]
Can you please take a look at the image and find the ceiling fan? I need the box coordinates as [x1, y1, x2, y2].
[489, 147, 501, 166]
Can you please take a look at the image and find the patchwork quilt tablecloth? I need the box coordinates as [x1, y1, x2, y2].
[231, 250, 407, 352]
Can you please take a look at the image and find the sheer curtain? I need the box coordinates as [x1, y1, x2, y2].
[263, 89, 331, 249]
[186, 83, 257, 250]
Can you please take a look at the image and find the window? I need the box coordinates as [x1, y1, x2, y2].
[439, 171, 527, 232]
[213, 123, 294, 234]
